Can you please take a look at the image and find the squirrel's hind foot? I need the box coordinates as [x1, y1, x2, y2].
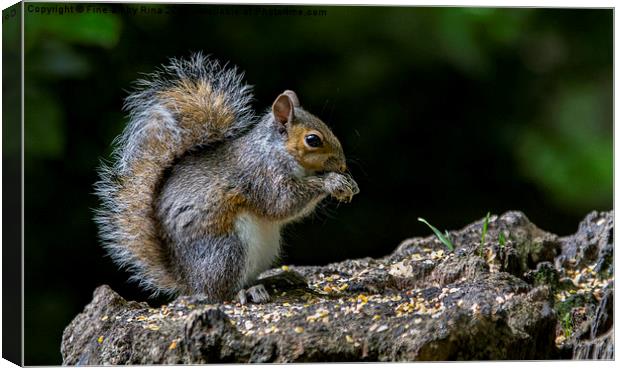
[237, 284, 270, 305]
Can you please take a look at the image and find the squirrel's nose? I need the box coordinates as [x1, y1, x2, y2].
[324, 156, 347, 173]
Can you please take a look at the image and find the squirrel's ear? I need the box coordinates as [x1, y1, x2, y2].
[272, 90, 300, 125]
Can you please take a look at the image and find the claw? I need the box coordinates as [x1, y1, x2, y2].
[237, 284, 270, 305]
[236, 288, 248, 305]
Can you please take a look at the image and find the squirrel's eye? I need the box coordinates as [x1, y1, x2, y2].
[304, 134, 323, 148]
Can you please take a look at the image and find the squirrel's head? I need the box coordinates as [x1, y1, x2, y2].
[272, 90, 347, 175]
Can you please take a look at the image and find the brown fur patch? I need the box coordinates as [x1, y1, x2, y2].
[158, 79, 235, 137]
[286, 124, 342, 172]
[115, 168, 180, 291]
[206, 191, 247, 236]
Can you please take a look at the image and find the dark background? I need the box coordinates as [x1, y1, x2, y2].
[17, 4, 612, 364]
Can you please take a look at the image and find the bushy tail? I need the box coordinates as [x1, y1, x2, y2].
[94, 53, 254, 296]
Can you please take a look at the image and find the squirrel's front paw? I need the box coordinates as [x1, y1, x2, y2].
[237, 284, 270, 305]
[325, 173, 360, 202]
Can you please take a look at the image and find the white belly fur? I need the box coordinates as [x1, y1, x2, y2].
[234, 212, 282, 286]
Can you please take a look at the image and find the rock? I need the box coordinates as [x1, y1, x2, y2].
[557, 211, 613, 276]
[61, 210, 614, 363]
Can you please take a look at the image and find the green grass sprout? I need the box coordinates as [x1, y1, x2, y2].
[418, 217, 454, 251]
[498, 231, 506, 248]
[562, 312, 573, 338]
[479, 212, 490, 257]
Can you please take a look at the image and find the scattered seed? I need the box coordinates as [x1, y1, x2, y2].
[346, 335, 354, 343]
[168, 341, 177, 350]
[101, 315, 109, 321]
[411, 254, 424, 261]
[264, 325, 278, 334]
[294, 326, 304, 333]
[372, 315, 381, 321]
[281, 265, 290, 271]
[376, 325, 388, 332]
[593, 289, 603, 301]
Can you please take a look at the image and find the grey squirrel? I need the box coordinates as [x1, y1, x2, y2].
[95, 53, 359, 303]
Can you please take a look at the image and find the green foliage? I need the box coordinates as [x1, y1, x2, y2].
[561, 312, 573, 338]
[434, 8, 531, 76]
[517, 82, 612, 214]
[23, 8, 122, 160]
[498, 231, 506, 248]
[25, 10, 121, 50]
[418, 218, 455, 251]
[479, 212, 490, 257]
[555, 293, 595, 320]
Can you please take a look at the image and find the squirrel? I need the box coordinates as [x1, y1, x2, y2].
[95, 53, 359, 304]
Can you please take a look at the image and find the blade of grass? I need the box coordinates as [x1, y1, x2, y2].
[498, 231, 506, 248]
[479, 212, 490, 257]
[481, 212, 490, 244]
[418, 217, 454, 251]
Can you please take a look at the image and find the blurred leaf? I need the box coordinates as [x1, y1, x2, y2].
[486, 10, 529, 45]
[517, 82, 612, 211]
[519, 130, 611, 211]
[27, 40, 91, 78]
[465, 8, 530, 45]
[436, 9, 488, 76]
[25, 10, 121, 50]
